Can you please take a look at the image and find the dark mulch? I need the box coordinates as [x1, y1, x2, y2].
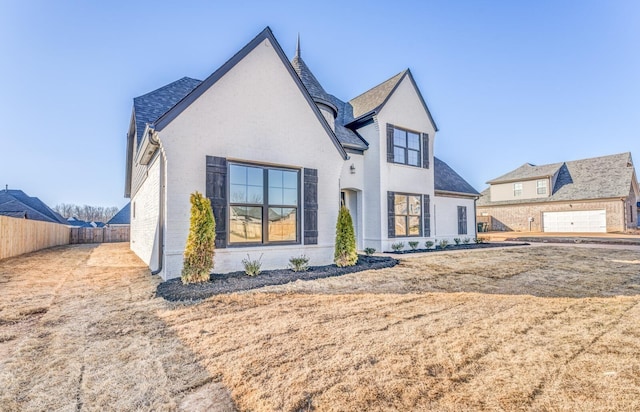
[386, 241, 529, 254]
[157, 255, 398, 302]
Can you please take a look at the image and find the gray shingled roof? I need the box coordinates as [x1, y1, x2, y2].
[487, 162, 563, 184]
[349, 71, 406, 119]
[107, 202, 131, 225]
[434, 157, 479, 196]
[478, 152, 637, 206]
[291, 51, 368, 151]
[291, 54, 336, 111]
[133, 77, 201, 146]
[0, 190, 66, 223]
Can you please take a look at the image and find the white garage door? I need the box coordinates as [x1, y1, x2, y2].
[542, 210, 606, 233]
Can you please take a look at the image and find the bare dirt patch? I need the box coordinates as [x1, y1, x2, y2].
[1, 244, 640, 411]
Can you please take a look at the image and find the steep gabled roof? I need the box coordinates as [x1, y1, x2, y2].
[487, 162, 563, 184]
[107, 202, 131, 225]
[133, 77, 202, 146]
[349, 71, 405, 119]
[478, 152, 637, 206]
[0, 190, 66, 224]
[153, 27, 347, 160]
[347, 70, 439, 131]
[434, 157, 479, 196]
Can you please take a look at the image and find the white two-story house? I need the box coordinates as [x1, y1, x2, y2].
[124, 27, 478, 280]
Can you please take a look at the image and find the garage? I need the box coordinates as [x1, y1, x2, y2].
[542, 210, 606, 233]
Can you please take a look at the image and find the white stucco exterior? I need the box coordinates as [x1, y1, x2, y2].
[354, 75, 438, 252]
[137, 37, 344, 279]
[126, 28, 479, 280]
[433, 195, 477, 241]
[130, 154, 161, 271]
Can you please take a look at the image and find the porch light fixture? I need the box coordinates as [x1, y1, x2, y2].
[350, 164, 356, 174]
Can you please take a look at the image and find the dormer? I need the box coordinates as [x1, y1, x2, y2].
[487, 162, 563, 202]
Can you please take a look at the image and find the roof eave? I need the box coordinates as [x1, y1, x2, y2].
[435, 189, 479, 199]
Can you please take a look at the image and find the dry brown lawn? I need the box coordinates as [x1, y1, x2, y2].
[1, 243, 639, 411]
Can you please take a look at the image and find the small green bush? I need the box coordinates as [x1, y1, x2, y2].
[181, 191, 216, 284]
[463, 237, 471, 244]
[334, 205, 358, 267]
[391, 242, 405, 252]
[438, 239, 449, 249]
[242, 254, 262, 276]
[408, 241, 419, 250]
[289, 255, 310, 272]
[425, 240, 434, 249]
[364, 247, 376, 256]
[453, 237, 461, 245]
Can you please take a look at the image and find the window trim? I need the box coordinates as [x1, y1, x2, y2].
[227, 161, 301, 247]
[391, 192, 423, 238]
[536, 179, 547, 195]
[513, 182, 523, 197]
[392, 126, 422, 167]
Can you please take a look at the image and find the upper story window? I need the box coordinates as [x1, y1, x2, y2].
[537, 179, 547, 195]
[513, 183, 523, 197]
[393, 127, 421, 167]
[394, 194, 422, 236]
[229, 163, 299, 245]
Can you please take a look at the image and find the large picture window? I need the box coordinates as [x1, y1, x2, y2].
[393, 127, 421, 167]
[394, 194, 422, 236]
[229, 163, 299, 245]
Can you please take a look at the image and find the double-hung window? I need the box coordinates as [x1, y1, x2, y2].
[393, 127, 421, 166]
[537, 179, 547, 195]
[229, 163, 299, 245]
[394, 194, 422, 236]
[513, 182, 523, 197]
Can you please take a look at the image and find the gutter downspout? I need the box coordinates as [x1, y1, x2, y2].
[151, 133, 165, 276]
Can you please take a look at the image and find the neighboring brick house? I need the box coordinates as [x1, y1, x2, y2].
[477, 152, 639, 233]
[124, 27, 478, 280]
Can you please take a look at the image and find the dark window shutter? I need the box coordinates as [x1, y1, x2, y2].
[387, 124, 395, 163]
[423, 194, 431, 237]
[206, 156, 227, 248]
[387, 191, 395, 238]
[422, 133, 430, 169]
[304, 168, 318, 245]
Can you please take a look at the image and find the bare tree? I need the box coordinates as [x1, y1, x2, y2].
[54, 203, 121, 223]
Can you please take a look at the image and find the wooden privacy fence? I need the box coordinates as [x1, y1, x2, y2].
[0, 216, 70, 260]
[70, 226, 130, 244]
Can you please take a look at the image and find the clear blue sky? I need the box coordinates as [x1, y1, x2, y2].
[1, 1, 638, 209]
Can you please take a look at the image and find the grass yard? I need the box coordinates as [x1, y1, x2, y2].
[1, 243, 639, 411]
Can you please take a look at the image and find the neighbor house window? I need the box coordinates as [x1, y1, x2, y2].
[513, 183, 523, 197]
[393, 127, 421, 167]
[537, 179, 547, 195]
[229, 163, 299, 245]
[457, 206, 467, 235]
[394, 194, 422, 236]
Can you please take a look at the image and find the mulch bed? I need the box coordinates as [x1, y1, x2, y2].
[386, 241, 528, 254]
[157, 255, 398, 302]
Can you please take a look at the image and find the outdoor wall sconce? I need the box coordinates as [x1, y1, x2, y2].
[350, 164, 356, 174]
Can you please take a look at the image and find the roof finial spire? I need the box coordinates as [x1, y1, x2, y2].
[296, 33, 300, 58]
